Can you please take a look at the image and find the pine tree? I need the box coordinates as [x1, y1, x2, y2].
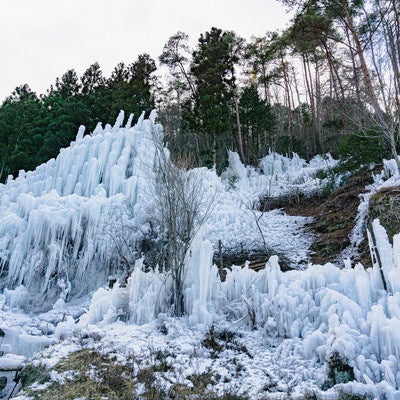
[0, 85, 42, 180]
[185, 27, 243, 169]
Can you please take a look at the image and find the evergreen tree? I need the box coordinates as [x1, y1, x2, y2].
[185, 27, 242, 169]
[239, 84, 276, 163]
[0, 85, 43, 180]
[81, 62, 105, 95]
[36, 69, 91, 162]
[80, 62, 110, 131]
[129, 53, 157, 115]
[55, 69, 81, 98]
[107, 55, 156, 119]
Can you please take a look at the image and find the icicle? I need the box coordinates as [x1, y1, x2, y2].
[393, 233, 400, 269]
[126, 113, 134, 128]
[372, 219, 395, 293]
[75, 125, 86, 141]
[113, 110, 125, 131]
[137, 111, 145, 125]
[149, 109, 157, 124]
[92, 122, 103, 136]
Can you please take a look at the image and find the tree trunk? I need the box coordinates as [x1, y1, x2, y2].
[234, 97, 245, 163]
[323, 42, 348, 131]
[303, 54, 318, 153]
[280, 53, 292, 137]
[343, 2, 400, 171]
[178, 62, 197, 98]
[314, 57, 323, 153]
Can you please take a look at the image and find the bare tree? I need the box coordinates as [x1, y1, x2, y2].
[103, 205, 140, 283]
[152, 128, 214, 317]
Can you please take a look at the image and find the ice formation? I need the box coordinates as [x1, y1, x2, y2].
[81, 220, 400, 396]
[221, 149, 338, 202]
[2, 111, 400, 397]
[0, 113, 334, 310]
[0, 111, 161, 310]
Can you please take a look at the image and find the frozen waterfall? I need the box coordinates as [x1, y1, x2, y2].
[1, 109, 400, 396]
[0, 111, 161, 310]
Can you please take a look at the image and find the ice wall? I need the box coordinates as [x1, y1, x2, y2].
[0, 120, 335, 311]
[0, 111, 161, 310]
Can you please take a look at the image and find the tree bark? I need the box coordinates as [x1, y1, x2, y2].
[342, 2, 400, 171]
[234, 97, 245, 163]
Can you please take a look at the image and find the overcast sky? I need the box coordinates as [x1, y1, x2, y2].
[0, 0, 293, 102]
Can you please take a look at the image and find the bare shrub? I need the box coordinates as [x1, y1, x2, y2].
[151, 127, 214, 317]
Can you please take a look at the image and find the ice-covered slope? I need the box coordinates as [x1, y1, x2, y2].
[1, 112, 400, 398]
[73, 217, 400, 398]
[0, 113, 335, 311]
[209, 151, 337, 264]
[4, 219, 400, 399]
[0, 111, 160, 310]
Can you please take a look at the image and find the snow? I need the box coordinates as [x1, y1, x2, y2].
[0, 112, 333, 310]
[0, 354, 26, 370]
[0, 112, 400, 399]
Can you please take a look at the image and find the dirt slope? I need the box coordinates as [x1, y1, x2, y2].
[283, 168, 377, 267]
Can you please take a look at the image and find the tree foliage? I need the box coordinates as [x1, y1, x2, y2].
[0, 55, 157, 181]
[1, 6, 400, 178]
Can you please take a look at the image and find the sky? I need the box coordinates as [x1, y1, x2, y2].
[0, 0, 293, 102]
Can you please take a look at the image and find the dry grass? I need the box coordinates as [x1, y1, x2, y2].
[19, 346, 372, 399]
[20, 347, 249, 400]
[369, 186, 400, 242]
[23, 349, 135, 400]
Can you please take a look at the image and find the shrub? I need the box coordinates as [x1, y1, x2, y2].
[322, 351, 355, 390]
[338, 131, 386, 170]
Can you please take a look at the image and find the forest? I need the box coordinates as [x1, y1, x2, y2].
[0, 0, 399, 180]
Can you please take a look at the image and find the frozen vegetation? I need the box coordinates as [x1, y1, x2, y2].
[0, 114, 400, 399]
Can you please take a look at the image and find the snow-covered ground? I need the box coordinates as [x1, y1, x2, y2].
[1, 114, 400, 399]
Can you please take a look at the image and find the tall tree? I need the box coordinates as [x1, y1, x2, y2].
[0, 85, 42, 180]
[239, 84, 276, 163]
[159, 31, 196, 98]
[80, 62, 109, 131]
[288, 4, 334, 152]
[81, 62, 105, 95]
[325, 0, 400, 169]
[186, 27, 243, 169]
[244, 34, 282, 103]
[54, 69, 81, 98]
[158, 32, 195, 144]
[108, 55, 156, 119]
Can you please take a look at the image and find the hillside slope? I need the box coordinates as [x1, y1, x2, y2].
[1, 116, 400, 399]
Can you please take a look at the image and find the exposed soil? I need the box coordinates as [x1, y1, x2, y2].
[369, 186, 400, 243]
[281, 168, 379, 267]
[216, 166, 396, 273]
